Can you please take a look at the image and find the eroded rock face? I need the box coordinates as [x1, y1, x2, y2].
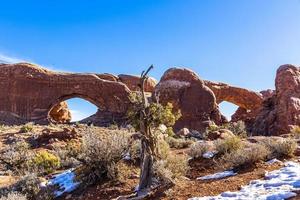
[49, 101, 71, 123]
[0, 63, 132, 125]
[252, 64, 300, 135]
[154, 68, 224, 132]
[118, 74, 157, 92]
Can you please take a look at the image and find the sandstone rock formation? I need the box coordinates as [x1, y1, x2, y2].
[154, 68, 224, 132]
[204, 80, 263, 111]
[0, 63, 132, 125]
[49, 101, 71, 123]
[118, 74, 157, 92]
[252, 64, 300, 135]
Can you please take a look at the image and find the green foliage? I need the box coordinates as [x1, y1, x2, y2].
[260, 137, 297, 158]
[165, 127, 175, 137]
[127, 92, 181, 131]
[215, 136, 243, 155]
[223, 143, 270, 168]
[226, 121, 247, 138]
[20, 123, 34, 133]
[188, 142, 209, 159]
[291, 126, 300, 137]
[30, 151, 60, 174]
[165, 137, 193, 149]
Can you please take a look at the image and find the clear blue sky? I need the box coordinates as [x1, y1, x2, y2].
[1, 0, 300, 121]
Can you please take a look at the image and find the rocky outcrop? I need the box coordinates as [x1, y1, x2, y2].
[0, 63, 132, 125]
[118, 74, 157, 92]
[252, 64, 300, 135]
[154, 68, 224, 132]
[49, 101, 71, 123]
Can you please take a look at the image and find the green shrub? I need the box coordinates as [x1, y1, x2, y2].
[153, 155, 189, 183]
[20, 123, 34, 133]
[227, 121, 247, 138]
[291, 126, 300, 137]
[165, 137, 193, 149]
[215, 136, 243, 155]
[223, 143, 270, 168]
[188, 142, 209, 159]
[79, 130, 130, 184]
[30, 151, 60, 174]
[260, 137, 297, 158]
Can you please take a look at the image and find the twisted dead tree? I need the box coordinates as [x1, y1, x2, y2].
[118, 65, 180, 199]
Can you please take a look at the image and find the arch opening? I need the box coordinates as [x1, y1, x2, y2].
[218, 101, 239, 121]
[48, 96, 98, 124]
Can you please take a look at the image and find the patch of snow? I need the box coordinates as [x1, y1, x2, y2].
[45, 169, 80, 197]
[197, 170, 237, 181]
[123, 152, 131, 161]
[190, 161, 300, 200]
[157, 80, 191, 90]
[266, 158, 283, 165]
[202, 151, 216, 159]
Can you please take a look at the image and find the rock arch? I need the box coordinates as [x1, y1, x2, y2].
[204, 80, 263, 111]
[0, 63, 132, 125]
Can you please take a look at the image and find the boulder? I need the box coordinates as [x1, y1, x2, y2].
[207, 129, 235, 140]
[176, 128, 190, 137]
[49, 101, 71, 123]
[154, 68, 224, 132]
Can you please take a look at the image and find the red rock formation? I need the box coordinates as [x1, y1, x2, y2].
[252, 64, 300, 135]
[154, 68, 224, 132]
[204, 80, 263, 111]
[49, 101, 71, 123]
[118, 74, 157, 92]
[0, 63, 132, 125]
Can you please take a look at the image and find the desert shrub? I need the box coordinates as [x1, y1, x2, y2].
[20, 123, 34, 133]
[291, 126, 300, 138]
[0, 140, 33, 174]
[13, 174, 41, 200]
[128, 140, 141, 164]
[260, 137, 297, 158]
[53, 142, 81, 168]
[30, 151, 60, 174]
[79, 130, 130, 184]
[157, 139, 170, 160]
[165, 137, 193, 149]
[165, 127, 175, 137]
[215, 136, 243, 155]
[227, 121, 247, 138]
[153, 155, 189, 183]
[223, 143, 270, 168]
[188, 142, 209, 159]
[0, 192, 27, 200]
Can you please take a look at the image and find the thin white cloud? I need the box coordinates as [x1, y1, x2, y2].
[0, 52, 72, 72]
[69, 109, 91, 122]
[0, 53, 27, 63]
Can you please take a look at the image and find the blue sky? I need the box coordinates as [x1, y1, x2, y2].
[1, 0, 300, 121]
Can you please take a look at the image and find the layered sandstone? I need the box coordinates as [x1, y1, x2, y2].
[154, 68, 224, 132]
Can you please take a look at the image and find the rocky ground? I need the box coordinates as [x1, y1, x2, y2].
[1, 123, 300, 200]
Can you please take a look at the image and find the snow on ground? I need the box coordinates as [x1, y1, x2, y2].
[202, 151, 217, 159]
[197, 170, 237, 181]
[43, 169, 80, 197]
[190, 161, 300, 200]
[266, 158, 283, 165]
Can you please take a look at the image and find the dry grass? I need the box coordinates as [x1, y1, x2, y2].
[188, 142, 209, 159]
[222, 143, 270, 168]
[259, 137, 297, 158]
[165, 137, 193, 149]
[215, 136, 243, 155]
